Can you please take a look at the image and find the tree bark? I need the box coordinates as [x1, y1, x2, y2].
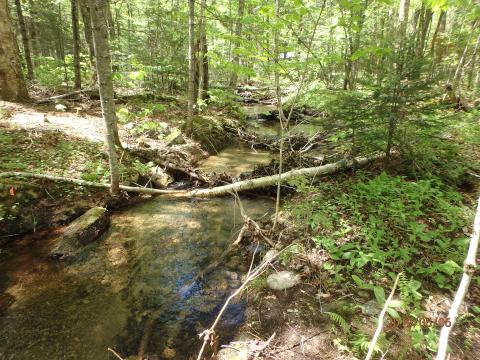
[106, 0, 115, 39]
[14, 0, 34, 80]
[88, 0, 121, 195]
[197, 0, 206, 101]
[0, 0, 29, 101]
[26, 0, 40, 58]
[186, 0, 195, 136]
[453, 21, 479, 90]
[71, 0, 82, 89]
[79, 0, 97, 85]
[191, 153, 386, 197]
[229, 0, 244, 88]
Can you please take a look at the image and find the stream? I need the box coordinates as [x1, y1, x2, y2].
[0, 103, 325, 359]
[0, 145, 273, 359]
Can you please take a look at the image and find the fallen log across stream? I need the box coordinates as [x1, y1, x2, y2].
[0, 152, 386, 197]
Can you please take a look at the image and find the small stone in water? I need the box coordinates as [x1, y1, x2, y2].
[267, 271, 300, 290]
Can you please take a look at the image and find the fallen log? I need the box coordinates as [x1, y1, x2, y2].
[36, 88, 99, 104]
[127, 147, 211, 184]
[0, 172, 184, 195]
[0, 152, 385, 198]
[50, 207, 110, 259]
[189, 152, 386, 197]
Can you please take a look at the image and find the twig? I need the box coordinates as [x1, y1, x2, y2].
[195, 245, 291, 360]
[107, 347, 125, 360]
[365, 273, 402, 360]
[436, 196, 480, 360]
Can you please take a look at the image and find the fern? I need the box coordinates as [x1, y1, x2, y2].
[350, 332, 381, 356]
[325, 311, 351, 334]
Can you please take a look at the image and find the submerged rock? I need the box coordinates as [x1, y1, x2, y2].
[50, 207, 110, 259]
[267, 271, 301, 290]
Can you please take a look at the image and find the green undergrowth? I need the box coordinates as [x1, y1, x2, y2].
[0, 125, 140, 183]
[284, 171, 478, 357]
[288, 172, 471, 290]
[0, 125, 144, 236]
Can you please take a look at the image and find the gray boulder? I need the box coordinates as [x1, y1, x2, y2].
[267, 271, 301, 290]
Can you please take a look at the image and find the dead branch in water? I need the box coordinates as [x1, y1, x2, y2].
[195, 244, 292, 360]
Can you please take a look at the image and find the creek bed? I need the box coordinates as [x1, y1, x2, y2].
[0, 196, 272, 360]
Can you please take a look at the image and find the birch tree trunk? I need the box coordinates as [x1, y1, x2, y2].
[186, 0, 195, 136]
[71, 0, 82, 89]
[0, 0, 29, 101]
[88, 0, 120, 195]
[14, 0, 34, 80]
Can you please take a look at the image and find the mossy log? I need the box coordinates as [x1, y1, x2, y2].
[49, 207, 110, 259]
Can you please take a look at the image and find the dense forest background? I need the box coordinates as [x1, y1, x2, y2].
[1, 0, 480, 359]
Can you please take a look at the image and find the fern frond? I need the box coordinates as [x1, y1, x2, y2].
[325, 311, 351, 334]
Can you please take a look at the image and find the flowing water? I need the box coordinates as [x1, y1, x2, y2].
[243, 103, 326, 137]
[198, 143, 271, 176]
[0, 146, 274, 359]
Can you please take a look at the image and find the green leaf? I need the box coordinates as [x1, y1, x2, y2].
[386, 307, 400, 319]
[438, 260, 461, 275]
[373, 286, 386, 304]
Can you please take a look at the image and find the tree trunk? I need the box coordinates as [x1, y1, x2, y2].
[398, 0, 410, 44]
[430, 10, 446, 75]
[71, 0, 82, 89]
[201, 35, 209, 96]
[386, 0, 410, 159]
[88, 0, 120, 195]
[229, 0, 244, 88]
[453, 21, 479, 90]
[79, 0, 97, 85]
[197, 0, 206, 100]
[27, 0, 40, 58]
[186, 0, 195, 136]
[0, 0, 29, 101]
[14, 0, 33, 80]
[106, 0, 115, 39]
[416, 7, 432, 58]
